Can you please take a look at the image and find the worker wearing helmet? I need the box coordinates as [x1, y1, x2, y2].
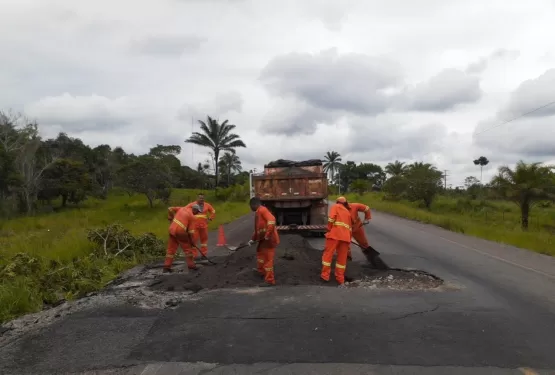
[346, 202, 372, 260]
[185, 193, 216, 259]
[164, 204, 201, 272]
[321, 196, 353, 285]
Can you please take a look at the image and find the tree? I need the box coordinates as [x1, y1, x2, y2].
[323, 151, 342, 182]
[41, 159, 92, 206]
[185, 116, 246, 189]
[149, 144, 182, 185]
[464, 176, 480, 188]
[356, 162, 386, 190]
[490, 161, 555, 230]
[219, 152, 242, 186]
[382, 175, 410, 200]
[473, 156, 490, 183]
[116, 156, 173, 207]
[464, 176, 481, 199]
[385, 160, 408, 177]
[350, 179, 370, 194]
[404, 162, 443, 209]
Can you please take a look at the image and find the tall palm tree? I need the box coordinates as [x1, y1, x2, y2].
[219, 152, 242, 186]
[323, 151, 342, 181]
[185, 116, 246, 188]
[385, 160, 408, 177]
[473, 156, 490, 183]
[490, 161, 555, 230]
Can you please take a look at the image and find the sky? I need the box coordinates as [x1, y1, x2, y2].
[1, 0, 555, 188]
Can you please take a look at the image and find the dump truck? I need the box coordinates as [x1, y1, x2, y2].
[249, 159, 328, 236]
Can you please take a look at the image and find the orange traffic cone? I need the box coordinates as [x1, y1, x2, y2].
[217, 225, 227, 246]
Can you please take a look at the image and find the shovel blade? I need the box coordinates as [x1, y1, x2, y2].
[225, 242, 247, 252]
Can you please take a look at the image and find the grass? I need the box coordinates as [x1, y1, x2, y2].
[0, 189, 250, 322]
[334, 193, 555, 256]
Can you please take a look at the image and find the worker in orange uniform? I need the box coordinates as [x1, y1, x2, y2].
[247, 197, 279, 287]
[346, 202, 371, 261]
[163, 204, 201, 273]
[185, 193, 216, 259]
[321, 196, 353, 285]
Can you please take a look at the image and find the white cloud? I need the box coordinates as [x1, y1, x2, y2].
[1, 0, 555, 188]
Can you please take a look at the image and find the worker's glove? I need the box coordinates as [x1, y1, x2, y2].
[363, 220, 370, 225]
[247, 240, 255, 247]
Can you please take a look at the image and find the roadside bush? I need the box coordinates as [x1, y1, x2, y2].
[86, 223, 165, 259]
[0, 223, 164, 322]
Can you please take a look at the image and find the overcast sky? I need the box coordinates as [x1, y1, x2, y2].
[2, 0, 555, 187]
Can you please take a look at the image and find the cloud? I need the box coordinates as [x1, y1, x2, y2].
[473, 68, 555, 162]
[497, 68, 555, 119]
[177, 91, 244, 123]
[465, 48, 521, 74]
[259, 48, 404, 116]
[129, 34, 206, 56]
[25, 93, 151, 132]
[399, 69, 482, 111]
[261, 98, 340, 136]
[2, 0, 555, 188]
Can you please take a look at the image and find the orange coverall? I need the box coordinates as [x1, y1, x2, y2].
[185, 201, 216, 257]
[165, 207, 197, 270]
[252, 206, 280, 285]
[321, 203, 353, 284]
[347, 203, 371, 259]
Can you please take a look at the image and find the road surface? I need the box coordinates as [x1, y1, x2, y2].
[1, 209, 555, 375]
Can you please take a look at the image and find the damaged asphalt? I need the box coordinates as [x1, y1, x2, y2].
[1, 210, 555, 374]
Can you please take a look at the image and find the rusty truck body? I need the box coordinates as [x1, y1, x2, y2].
[249, 159, 328, 236]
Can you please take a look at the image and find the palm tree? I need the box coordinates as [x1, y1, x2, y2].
[185, 116, 246, 189]
[490, 161, 555, 230]
[473, 156, 490, 183]
[219, 152, 242, 186]
[323, 151, 342, 181]
[385, 160, 408, 177]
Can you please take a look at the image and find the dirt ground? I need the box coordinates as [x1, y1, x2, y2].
[150, 235, 444, 292]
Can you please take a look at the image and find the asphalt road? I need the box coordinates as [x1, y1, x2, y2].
[1, 208, 555, 375]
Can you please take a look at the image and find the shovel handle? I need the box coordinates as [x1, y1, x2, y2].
[192, 245, 216, 265]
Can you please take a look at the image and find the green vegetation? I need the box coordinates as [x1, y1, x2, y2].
[327, 151, 555, 256]
[0, 189, 250, 322]
[340, 192, 555, 256]
[0, 110, 251, 322]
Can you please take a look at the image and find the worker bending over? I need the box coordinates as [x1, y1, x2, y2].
[321, 196, 353, 285]
[247, 197, 279, 287]
[346, 202, 371, 260]
[164, 204, 201, 273]
[186, 193, 215, 259]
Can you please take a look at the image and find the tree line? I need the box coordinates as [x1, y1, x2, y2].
[0, 111, 248, 217]
[323, 151, 555, 229]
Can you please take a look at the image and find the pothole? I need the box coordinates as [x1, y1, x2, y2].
[148, 235, 444, 293]
[345, 267, 443, 290]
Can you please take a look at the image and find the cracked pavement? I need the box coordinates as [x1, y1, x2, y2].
[1, 209, 555, 374]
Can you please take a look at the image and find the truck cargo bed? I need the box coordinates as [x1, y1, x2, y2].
[250, 159, 329, 234]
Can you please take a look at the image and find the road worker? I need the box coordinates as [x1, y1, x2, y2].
[163, 204, 201, 273]
[247, 197, 279, 287]
[185, 193, 216, 259]
[346, 202, 371, 260]
[321, 196, 353, 285]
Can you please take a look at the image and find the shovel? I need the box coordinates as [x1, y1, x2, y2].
[192, 245, 217, 265]
[225, 240, 260, 252]
[350, 241, 389, 270]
